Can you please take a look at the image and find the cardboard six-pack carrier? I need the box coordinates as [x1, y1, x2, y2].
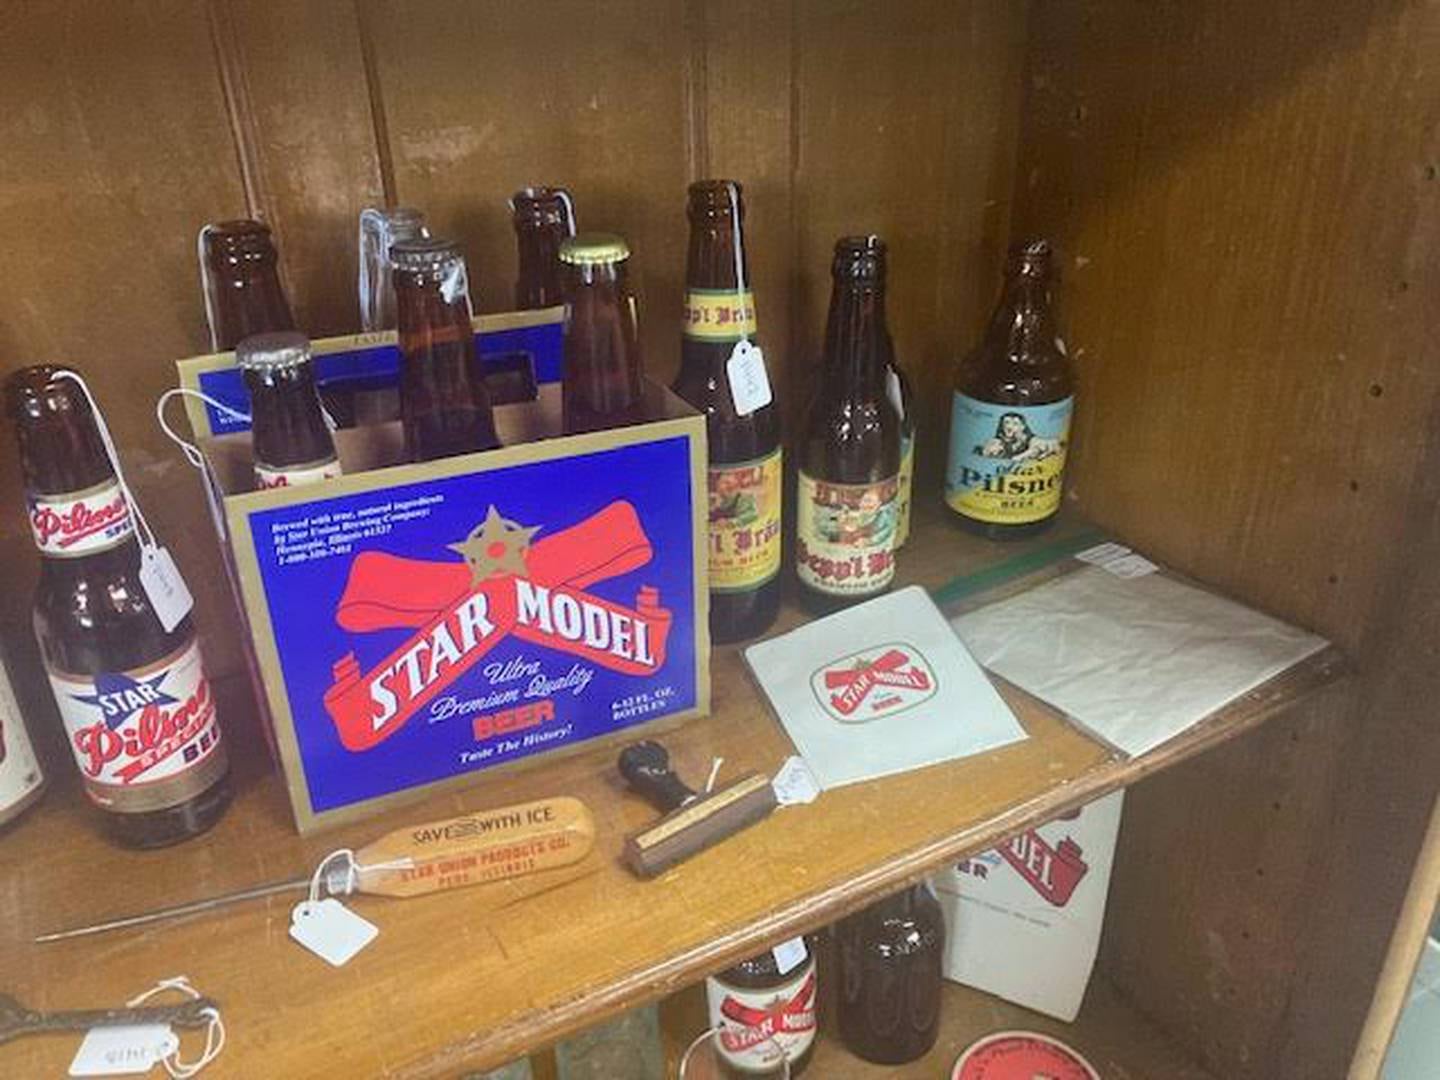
[177, 308, 711, 832]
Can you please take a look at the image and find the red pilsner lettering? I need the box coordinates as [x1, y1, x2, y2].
[73, 724, 124, 778]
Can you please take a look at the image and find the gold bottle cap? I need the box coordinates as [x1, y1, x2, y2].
[559, 232, 630, 266]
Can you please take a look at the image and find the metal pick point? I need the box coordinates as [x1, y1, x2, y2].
[35, 876, 311, 943]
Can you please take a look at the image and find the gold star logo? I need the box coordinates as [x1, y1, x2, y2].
[448, 506, 540, 584]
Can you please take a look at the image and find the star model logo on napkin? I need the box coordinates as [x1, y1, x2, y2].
[746, 586, 1027, 789]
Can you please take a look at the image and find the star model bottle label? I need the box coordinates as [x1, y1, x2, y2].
[796, 473, 898, 596]
[682, 288, 757, 342]
[47, 640, 227, 813]
[255, 457, 344, 490]
[708, 961, 818, 1070]
[707, 450, 782, 592]
[946, 395, 1073, 525]
[27, 480, 134, 557]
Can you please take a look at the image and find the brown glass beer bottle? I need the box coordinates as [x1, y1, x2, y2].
[559, 233, 646, 434]
[946, 239, 1075, 539]
[835, 883, 945, 1065]
[200, 219, 296, 352]
[237, 332, 342, 489]
[7, 366, 230, 848]
[392, 236, 500, 462]
[796, 236, 902, 610]
[706, 938, 818, 1075]
[511, 186, 576, 310]
[672, 180, 782, 643]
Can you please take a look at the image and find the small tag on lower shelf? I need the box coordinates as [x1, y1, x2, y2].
[290, 897, 378, 967]
[771, 936, 808, 976]
[70, 1024, 178, 1076]
[771, 756, 821, 806]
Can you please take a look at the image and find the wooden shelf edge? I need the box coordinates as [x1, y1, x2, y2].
[403, 648, 1348, 1076]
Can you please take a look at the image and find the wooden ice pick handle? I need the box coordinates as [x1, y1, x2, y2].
[354, 795, 595, 898]
[619, 741, 777, 878]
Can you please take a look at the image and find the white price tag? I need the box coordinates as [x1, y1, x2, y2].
[289, 897, 378, 967]
[771, 755, 822, 806]
[726, 340, 773, 417]
[1075, 541, 1130, 566]
[69, 1024, 178, 1076]
[138, 546, 194, 633]
[771, 936, 809, 976]
[1103, 553, 1158, 578]
[886, 368, 904, 418]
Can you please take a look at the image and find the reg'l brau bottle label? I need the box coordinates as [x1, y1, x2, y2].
[796, 472, 899, 596]
[946, 394, 1073, 524]
[707, 961, 818, 1070]
[708, 449, 782, 592]
[682, 288, 757, 342]
[895, 431, 915, 548]
[46, 640, 227, 812]
[27, 479, 134, 557]
[255, 457, 344, 490]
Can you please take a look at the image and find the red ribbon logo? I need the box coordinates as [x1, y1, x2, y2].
[822, 648, 932, 717]
[718, 971, 817, 1052]
[999, 829, 1089, 907]
[323, 501, 671, 752]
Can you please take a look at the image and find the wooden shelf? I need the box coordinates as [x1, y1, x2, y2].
[0, 505, 1343, 1078]
[659, 977, 1218, 1079]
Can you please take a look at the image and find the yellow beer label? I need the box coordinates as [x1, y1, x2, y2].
[945, 394, 1073, 524]
[895, 432, 915, 548]
[683, 289, 757, 342]
[796, 472, 899, 596]
[708, 449, 782, 592]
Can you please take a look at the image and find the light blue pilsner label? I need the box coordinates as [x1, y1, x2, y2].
[945, 394, 1074, 525]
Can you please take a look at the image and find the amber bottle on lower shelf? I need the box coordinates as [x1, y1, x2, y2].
[834, 883, 945, 1065]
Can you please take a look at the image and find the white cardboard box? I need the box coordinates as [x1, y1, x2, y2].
[933, 790, 1124, 1021]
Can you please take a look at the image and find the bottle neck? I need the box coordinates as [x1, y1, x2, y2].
[514, 224, 567, 309]
[822, 279, 888, 396]
[245, 365, 334, 468]
[395, 270, 473, 347]
[985, 272, 1056, 363]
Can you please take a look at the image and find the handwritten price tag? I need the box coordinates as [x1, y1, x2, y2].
[727, 340, 773, 417]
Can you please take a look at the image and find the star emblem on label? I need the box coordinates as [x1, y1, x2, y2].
[70, 671, 178, 730]
[447, 505, 541, 585]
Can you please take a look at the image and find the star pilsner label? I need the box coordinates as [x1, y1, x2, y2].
[945, 395, 1073, 525]
[47, 640, 227, 812]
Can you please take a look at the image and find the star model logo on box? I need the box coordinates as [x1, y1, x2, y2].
[323, 500, 673, 752]
[809, 642, 936, 723]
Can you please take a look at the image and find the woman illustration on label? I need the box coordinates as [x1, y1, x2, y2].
[979, 412, 1062, 462]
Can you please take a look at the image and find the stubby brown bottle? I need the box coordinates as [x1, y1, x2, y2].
[511, 186, 575, 310]
[796, 236, 902, 610]
[706, 938, 818, 1075]
[946, 239, 1075, 539]
[835, 884, 945, 1065]
[201, 219, 296, 351]
[238, 332, 342, 489]
[672, 180, 782, 643]
[559, 233, 646, 434]
[393, 237, 501, 462]
[7, 366, 230, 848]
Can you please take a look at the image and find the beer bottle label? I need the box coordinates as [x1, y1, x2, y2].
[895, 431, 915, 548]
[27, 479, 134, 557]
[945, 394, 1073, 525]
[796, 472, 899, 596]
[46, 640, 227, 813]
[707, 960, 817, 1069]
[708, 449, 782, 592]
[255, 456, 344, 490]
[682, 288, 757, 342]
[0, 674, 45, 823]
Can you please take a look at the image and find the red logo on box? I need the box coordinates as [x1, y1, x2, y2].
[323, 501, 672, 752]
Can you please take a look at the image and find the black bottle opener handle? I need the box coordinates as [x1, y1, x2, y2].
[618, 740, 697, 813]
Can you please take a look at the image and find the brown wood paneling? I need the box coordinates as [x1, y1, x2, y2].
[357, 0, 692, 386]
[0, 1, 251, 741]
[223, 0, 387, 338]
[1012, 3, 1440, 1076]
[791, 0, 1027, 488]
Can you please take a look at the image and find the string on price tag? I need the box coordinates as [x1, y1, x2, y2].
[59, 372, 195, 633]
[69, 976, 225, 1079]
[723, 181, 773, 417]
[288, 848, 411, 967]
